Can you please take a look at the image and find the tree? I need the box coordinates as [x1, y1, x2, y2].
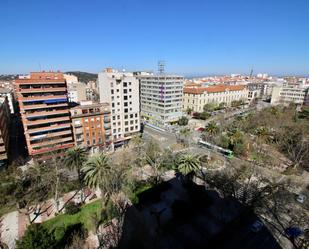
[176, 154, 200, 176]
[178, 116, 189, 126]
[16, 224, 57, 249]
[63, 147, 88, 202]
[205, 121, 219, 137]
[177, 128, 192, 147]
[186, 107, 193, 115]
[14, 163, 55, 224]
[203, 103, 216, 112]
[83, 154, 125, 206]
[218, 102, 226, 110]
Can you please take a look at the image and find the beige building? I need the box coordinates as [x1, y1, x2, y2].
[70, 101, 112, 152]
[98, 68, 140, 147]
[183, 84, 248, 112]
[67, 83, 87, 103]
[0, 97, 10, 167]
[271, 85, 309, 105]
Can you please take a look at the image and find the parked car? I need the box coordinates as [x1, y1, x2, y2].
[250, 220, 264, 232]
[296, 194, 306, 203]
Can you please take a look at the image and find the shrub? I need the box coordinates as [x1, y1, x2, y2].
[16, 224, 57, 249]
[65, 202, 81, 215]
[178, 116, 189, 126]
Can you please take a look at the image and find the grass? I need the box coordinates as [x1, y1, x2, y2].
[43, 200, 102, 241]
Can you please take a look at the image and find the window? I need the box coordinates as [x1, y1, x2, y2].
[117, 115, 120, 119]
[124, 96, 128, 100]
[124, 108, 128, 113]
[129, 89, 132, 92]
[129, 82, 132, 85]
[111, 89, 114, 94]
[135, 113, 138, 117]
[130, 114, 133, 118]
[123, 89, 127, 94]
[117, 89, 119, 92]
[124, 115, 128, 119]
[125, 121, 128, 125]
[112, 103, 115, 107]
[123, 82, 127, 87]
[124, 102, 128, 107]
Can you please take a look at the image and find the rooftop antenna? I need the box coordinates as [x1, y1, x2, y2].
[158, 60, 165, 74]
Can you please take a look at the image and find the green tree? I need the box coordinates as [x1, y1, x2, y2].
[205, 121, 219, 137]
[16, 224, 57, 249]
[63, 147, 88, 202]
[203, 103, 216, 112]
[176, 154, 200, 176]
[178, 116, 189, 126]
[178, 128, 192, 147]
[82, 154, 125, 205]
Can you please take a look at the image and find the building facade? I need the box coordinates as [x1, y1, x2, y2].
[0, 97, 10, 167]
[67, 82, 87, 103]
[139, 74, 184, 125]
[70, 101, 112, 152]
[183, 84, 248, 112]
[0, 88, 15, 114]
[14, 72, 74, 159]
[98, 68, 140, 146]
[271, 85, 309, 105]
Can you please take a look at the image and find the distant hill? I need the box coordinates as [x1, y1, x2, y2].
[65, 71, 98, 83]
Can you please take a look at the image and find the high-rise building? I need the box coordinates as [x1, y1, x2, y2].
[98, 68, 140, 147]
[139, 74, 184, 126]
[70, 101, 112, 152]
[14, 72, 74, 159]
[0, 97, 10, 167]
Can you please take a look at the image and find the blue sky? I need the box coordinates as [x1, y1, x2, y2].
[0, 0, 308, 76]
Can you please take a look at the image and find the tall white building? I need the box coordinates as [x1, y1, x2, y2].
[139, 74, 184, 126]
[98, 68, 140, 146]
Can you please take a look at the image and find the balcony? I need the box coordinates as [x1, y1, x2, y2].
[21, 102, 68, 111]
[31, 136, 73, 149]
[25, 116, 70, 126]
[29, 129, 73, 141]
[20, 95, 67, 102]
[18, 87, 66, 94]
[30, 142, 74, 156]
[27, 123, 71, 134]
[24, 109, 69, 118]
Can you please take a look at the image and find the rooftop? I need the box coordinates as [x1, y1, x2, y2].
[184, 84, 246, 94]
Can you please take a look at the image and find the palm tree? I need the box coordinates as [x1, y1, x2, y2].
[176, 154, 200, 176]
[82, 153, 123, 204]
[178, 128, 191, 147]
[205, 121, 219, 136]
[63, 147, 88, 201]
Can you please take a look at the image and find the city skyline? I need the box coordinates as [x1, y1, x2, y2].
[1, 0, 309, 75]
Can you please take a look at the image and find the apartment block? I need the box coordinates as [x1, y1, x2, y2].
[183, 84, 248, 112]
[70, 101, 112, 152]
[14, 72, 74, 158]
[139, 74, 184, 125]
[0, 97, 10, 167]
[67, 82, 87, 103]
[98, 68, 140, 146]
[271, 84, 309, 105]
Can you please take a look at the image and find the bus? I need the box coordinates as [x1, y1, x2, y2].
[198, 139, 234, 159]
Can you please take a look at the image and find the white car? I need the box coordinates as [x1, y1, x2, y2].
[250, 220, 264, 232]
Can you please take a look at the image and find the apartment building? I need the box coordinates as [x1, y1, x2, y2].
[14, 72, 74, 158]
[183, 84, 248, 112]
[67, 82, 87, 102]
[70, 101, 112, 152]
[98, 68, 140, 146]
[0, 97, 10, 167]
[271, 84, 309, 105]
[139, 74, 184, 125]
